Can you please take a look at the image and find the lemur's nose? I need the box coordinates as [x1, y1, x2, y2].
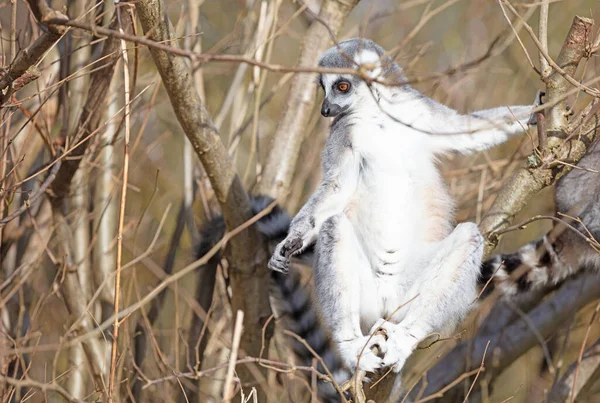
[321, 104, 331, 117]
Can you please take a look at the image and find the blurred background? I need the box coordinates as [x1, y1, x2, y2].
[1, 0, 599, 402]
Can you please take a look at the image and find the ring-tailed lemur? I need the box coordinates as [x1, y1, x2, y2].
[200, 41, 600, 401]
[267, 38, 539, 375]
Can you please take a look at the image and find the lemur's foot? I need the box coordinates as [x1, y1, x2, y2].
[369, 320, 418, 374]
[338, 334, 387, 373]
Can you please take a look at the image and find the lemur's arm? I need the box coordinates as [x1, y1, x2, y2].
[268, 130, 359, 273]
[426, 92, 542, 154]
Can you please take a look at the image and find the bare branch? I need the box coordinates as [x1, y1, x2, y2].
[108, 6, 133, 400]
[0, 374, 89, 403]
[548, 318, 600, 402]
[418, 273, 600, 402]
[0, 0, 67, 103]
[502, 5, 596, 132]
[479, 14, 596, 256]
[65, 1, 95, 396]
[538, 0, 551, 77]
[42, 17, 363, 78]
[135, 0, 273, 396]
[49, 16, 125, 201]
[257, 0, 359, 200]
[544, 15, 595, 133]
[0, 156, 61, 228]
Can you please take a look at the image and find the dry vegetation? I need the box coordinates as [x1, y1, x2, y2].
[0, 0, 599, 402]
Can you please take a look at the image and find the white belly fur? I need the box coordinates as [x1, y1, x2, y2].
[345, 117, 454, 323]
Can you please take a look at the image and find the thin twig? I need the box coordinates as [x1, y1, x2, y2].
[463, 341, 490, 402]
[0, 156, 62, 228]
[413, 369, 482, 403]
[284, 330, 348, 403]
[141, 356, 331, 389]
[108, 7, 132, 400]
[569, 301, 600, 403]
[0, 375, 88, 403]
[223, 310, 244, 402]
[538, 0, 551, 77]
[10, 0, 16, 64]
[503, 2, 598, 98]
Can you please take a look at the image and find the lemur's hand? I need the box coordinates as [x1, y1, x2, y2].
[528, 90, 545, 125]
[268, 237, 303, 274]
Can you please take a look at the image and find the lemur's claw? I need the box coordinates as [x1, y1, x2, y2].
[268, 239, 299, 274]
[268, 255, 289, 274]
[534, 90, 545, 107]
[282, 237, 303, 258]
[528, 90, 545, 125]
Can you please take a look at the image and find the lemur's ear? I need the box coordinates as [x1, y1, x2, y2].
[354, 49, 383, 80]
[364, 64, 383, 80]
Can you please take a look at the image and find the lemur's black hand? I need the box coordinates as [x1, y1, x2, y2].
[268, 237, 303, 274]
[282, 237, 303, 258]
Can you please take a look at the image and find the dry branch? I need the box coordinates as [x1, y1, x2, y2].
[419, 273, 600, 402]
[51, 207, 107, 392]
[65, 1, 94, 396]
[42, 17, 364, 78]
[49, 17, 125, 200]
[0, 156, 61, 228]
[548, 337, 600, 402]
[257, 0, 359, 201]
[93, 74, 121, 304]
[135, 0, 273, 396]
[0, 374, 88, 403]
[543, 16, 593, 134]
[0, 0, 67, 104]
[44, 9, 131, 398]
[479, 15, 597, 256]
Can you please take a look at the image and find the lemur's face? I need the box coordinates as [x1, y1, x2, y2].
[316, 38, 402, 118]
[317, 73, 360, 118]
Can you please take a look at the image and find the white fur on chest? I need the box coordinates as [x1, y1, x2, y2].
[346, 115, 450, 270]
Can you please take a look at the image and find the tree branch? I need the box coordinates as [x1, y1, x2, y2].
[538, 0, 551, 78]
[479, 15, 596, 256]
[0, 156, 61, 228]
[135, 0, 273, 397]
[543, 15, 594, 134]
[257, 0, 359, 200]
[548, 337, 600, 402]
[0, 0, 67, 104]
[45, 9, 130, 397]
[49, 16, 124, 200]
[0, 374, 88, 403]
[418, 273, 600, 402]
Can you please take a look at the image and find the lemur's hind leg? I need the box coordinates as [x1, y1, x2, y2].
[314, 213, 386, 373]
[371, 222, 484, 373]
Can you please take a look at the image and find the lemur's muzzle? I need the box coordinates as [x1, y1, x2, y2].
[321, 99, 343, 117]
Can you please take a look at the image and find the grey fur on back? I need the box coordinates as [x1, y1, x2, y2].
[556, 138, 600, 240]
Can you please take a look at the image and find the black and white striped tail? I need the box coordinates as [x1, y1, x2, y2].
[195, 196, 346, 402]
[478, 235, 568, 297]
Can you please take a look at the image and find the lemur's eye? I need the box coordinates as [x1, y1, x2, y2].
[337, 81, 350, 92]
